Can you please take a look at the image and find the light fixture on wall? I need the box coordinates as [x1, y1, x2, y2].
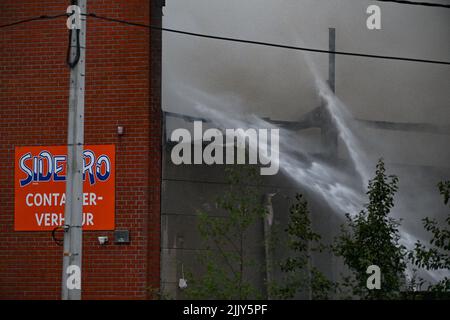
[117, 126, 124, 136]
[97, 236, 108, 245]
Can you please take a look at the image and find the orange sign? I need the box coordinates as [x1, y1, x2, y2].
[14, 145, 115, 231]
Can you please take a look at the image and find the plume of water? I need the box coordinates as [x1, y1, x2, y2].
[301, 52, 447, 283]
[301, 50, 373, 187]
[185, 88, 366, 215]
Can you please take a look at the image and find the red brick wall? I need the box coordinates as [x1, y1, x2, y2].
[0, 0, 161, 299]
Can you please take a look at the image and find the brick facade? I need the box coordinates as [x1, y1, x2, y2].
[0, 0, 162, 299]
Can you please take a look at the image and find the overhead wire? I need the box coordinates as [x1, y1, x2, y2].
[83, 12, 450, 66]
[374, 0, 450, 9]
[0, 13, 69, 28]
[0, 10, 449, 66]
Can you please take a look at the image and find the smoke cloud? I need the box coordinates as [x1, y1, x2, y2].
[162, 0, 450, 283]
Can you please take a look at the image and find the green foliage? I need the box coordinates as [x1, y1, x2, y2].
[274, 194, 335, 300]
[333, 159, 407, 299]
[410, 181, 450, 293]
[183, 161, 449, 300]
[439, 181, 450, 205]
[185, 166, 267, 300]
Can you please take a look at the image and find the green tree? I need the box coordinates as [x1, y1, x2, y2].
[185, 166, 267, 300]
[333, 159, 407, 299]
[275, 194, 335, 299]
[411, 181, 450, 293]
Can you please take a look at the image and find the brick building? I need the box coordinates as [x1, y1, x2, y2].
[0, 0, 164, 299]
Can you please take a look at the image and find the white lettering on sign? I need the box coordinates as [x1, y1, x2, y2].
[25, 192, 100, 207]
[34, 213, 94, 226]
[15, 145, 115, 231]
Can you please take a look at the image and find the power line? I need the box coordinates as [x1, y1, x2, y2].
[85, 13, 450, 66]
[375, 0, 450, 8]
[1, 12, 449, 66]
[0, 13, 68, 28]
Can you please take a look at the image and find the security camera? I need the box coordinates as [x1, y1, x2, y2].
[98, 236, 108, 245]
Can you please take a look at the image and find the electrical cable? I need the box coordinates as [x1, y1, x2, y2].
[51, 226, 65, 246]
[84, 12, 450, 66]
[67, 29, 81, 68]
[0, 13, 68, 28]
[375, 0, 450, 8]
[1, 11, 449, 66]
